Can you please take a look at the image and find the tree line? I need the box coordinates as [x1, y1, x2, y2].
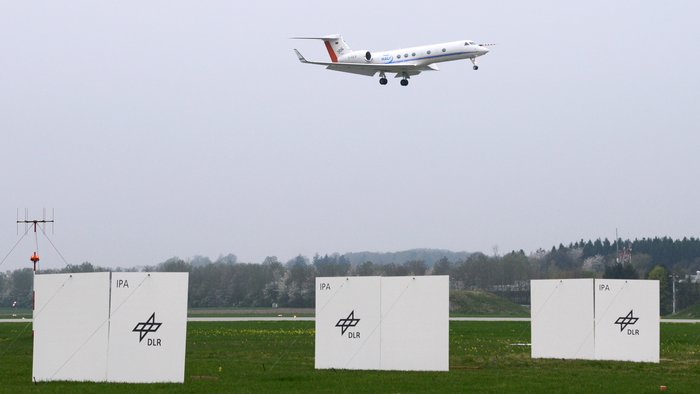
[1, 236, 699, 315]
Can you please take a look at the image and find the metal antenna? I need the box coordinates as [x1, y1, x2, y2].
[17, 208, 55, 273]
[17, 209, 54, 233]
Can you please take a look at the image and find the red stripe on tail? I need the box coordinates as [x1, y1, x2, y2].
[324, 41, 338, 63]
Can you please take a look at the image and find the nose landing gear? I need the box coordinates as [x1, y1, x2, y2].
[470, 58, 479, 70]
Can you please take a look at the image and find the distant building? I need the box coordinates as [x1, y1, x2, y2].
[687, 271, 700, 284]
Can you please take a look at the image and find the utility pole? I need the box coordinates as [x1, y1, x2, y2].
[671, 275, 676, 315]
[668, 274, 677, 315]
[670, 274, 677, 315]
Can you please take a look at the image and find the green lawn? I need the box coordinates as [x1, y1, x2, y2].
[1, 321, 699, 392]
[450, 290, 529, 317]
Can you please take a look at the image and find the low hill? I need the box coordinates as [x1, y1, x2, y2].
[343, 248, 471, 266]
[450, 290, 529, 317]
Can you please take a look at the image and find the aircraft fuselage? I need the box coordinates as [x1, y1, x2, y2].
[338, 40, 488, 67]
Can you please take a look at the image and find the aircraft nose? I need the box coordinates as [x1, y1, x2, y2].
[479, 46, 490, 55]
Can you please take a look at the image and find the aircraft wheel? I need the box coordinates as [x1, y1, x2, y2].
[400, 79, 409, 86]
[473, 65, 479, 70]
[379, 78, 388, 85]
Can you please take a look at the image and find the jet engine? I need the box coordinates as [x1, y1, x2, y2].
[337, 50, 373, 63]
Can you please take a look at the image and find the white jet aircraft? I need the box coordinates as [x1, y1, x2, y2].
[292, 35, 491, 86]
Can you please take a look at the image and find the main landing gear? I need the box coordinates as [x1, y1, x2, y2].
[377, 72, 410, 86]
[400, 72, 409, 86]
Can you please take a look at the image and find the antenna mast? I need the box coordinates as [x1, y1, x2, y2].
[16, 208, 55, 272]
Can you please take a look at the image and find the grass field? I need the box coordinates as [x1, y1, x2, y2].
[450, 290, 529, 317]
[1, 321, 700, 393]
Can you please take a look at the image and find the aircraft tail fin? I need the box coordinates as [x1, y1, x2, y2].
[290, 34, 351, 63]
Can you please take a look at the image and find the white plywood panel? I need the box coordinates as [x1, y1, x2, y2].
[32, 272, 110, 382]
[594, 279, 659, 363]
[315, 277, 381, 370]
[531, 279, 594, 360]
[380, 276, 449, 371]
[106, 272, 189, 383]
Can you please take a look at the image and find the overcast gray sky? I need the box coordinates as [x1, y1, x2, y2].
[1, 1, 698, 270]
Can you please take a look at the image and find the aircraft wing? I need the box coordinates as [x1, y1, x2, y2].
[294, 49, 436, 77]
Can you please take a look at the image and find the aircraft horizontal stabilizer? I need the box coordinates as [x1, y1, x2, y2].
[290, 35, 341, 41]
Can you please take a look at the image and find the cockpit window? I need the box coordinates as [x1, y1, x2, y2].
[465, 41, 475, 46]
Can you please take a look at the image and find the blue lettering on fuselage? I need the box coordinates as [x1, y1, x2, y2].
[380, 55, 393, 63]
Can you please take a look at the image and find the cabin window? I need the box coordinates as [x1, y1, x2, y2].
[411, 52, 416, 56]
[397, 54, 401, 59]
[404, 53, 408, 57]
[427, 50, 431, 55]
[442, 48, 446, 52]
